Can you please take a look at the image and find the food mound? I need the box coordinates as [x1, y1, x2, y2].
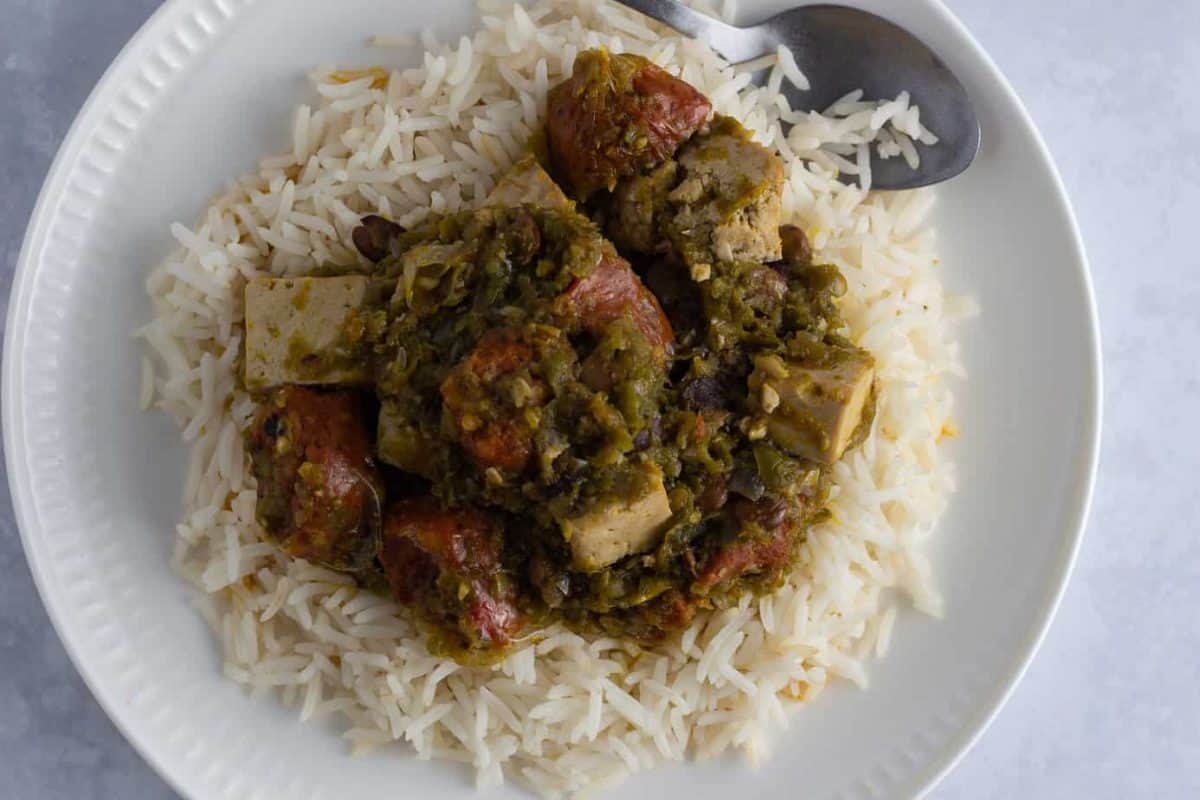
[242, 50, 878, 660]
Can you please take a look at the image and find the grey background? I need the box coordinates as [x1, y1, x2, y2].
[1, 0, 1197, 797]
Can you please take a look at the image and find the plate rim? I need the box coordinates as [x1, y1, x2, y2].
[891, 6, 1103, 797]
[2, 0, 1102, 797]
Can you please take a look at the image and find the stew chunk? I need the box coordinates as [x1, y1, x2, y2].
[375, 399, 439, 476]
[244, 276, 373, 390]
[606, 116, 785, 276]
[484, 155, 572, 211]
[546, 49, 711, 199]
[246, 386, 383, 572]
[440, 327, 555, 475]
[562, 463, 673, 571]
[380, 498, 522, 650]
[555, 250, 674, 354]
[750, 351, 877, 465]
[693, 499, 796, 594]
[667, 116, 785, 274]
[605, 159, 678, 255]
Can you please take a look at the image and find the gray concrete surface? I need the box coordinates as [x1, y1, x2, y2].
[1, 0, 1197, 797]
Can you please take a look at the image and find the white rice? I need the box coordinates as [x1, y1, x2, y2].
[138, 0, 974, 795]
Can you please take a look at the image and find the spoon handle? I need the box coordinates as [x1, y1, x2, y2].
[610, 0, 767, 63]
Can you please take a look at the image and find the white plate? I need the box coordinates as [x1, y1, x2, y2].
[3, 0, 1100, 797]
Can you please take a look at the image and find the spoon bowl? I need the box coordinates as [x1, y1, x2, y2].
[612, 0, 980, 189]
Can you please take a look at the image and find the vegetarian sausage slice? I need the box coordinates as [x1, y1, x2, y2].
[440, 327, 556, 475]
[554, 249, 674, 354]
[380, 498, 522, 650]
[693, 498, 797, 594]
[246, 386, 383, 573]
[546, 49, 711, 199]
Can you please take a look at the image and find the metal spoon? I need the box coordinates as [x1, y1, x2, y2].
[611, 0, 980, 190]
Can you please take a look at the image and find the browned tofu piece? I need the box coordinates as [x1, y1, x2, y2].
[750, 351, 876, 465]
[244, 276, 372, 390]
[561, 464, 673, 571]
[484, 156, 572, 211]
[668, 116, 784, 275]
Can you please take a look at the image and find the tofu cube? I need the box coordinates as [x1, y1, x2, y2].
[751, 350, 876, 465]
[484, 156, 572, 212]
[668, 116, 784, 269]
[562, 464, 674, 572]
[244, 276, 372, 390]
